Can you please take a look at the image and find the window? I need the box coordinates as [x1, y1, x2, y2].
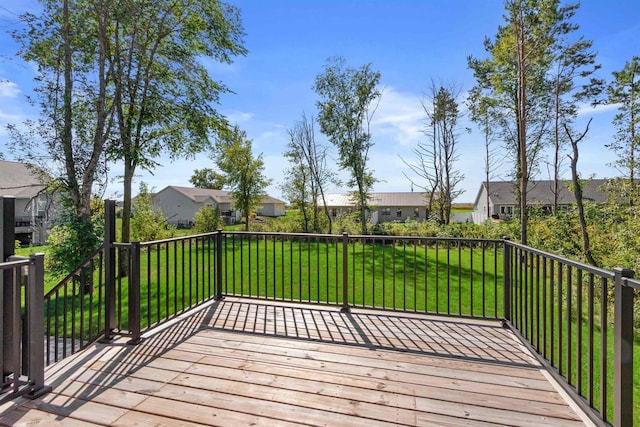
[413, 208, 420, 218]
[381, 207, 391, 216]
[501, 206, 513, 214]
[331, 208, 338, 218]
[396, 209, 402, 218]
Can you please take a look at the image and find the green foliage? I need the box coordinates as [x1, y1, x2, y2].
[377, 219, 518, 240]
[214, 125, 270, 231]
[467, 0, 586, 243]
[190, 168, 226, 190]
[314, 57, 381, 234]
[194, 205, 221, 233]
[131, 183, 175, 242]
[332, 213, 373, 236]
[606, 56, 640, 191]
[11, 0, 110, 220]
[47, 205, 103, 274]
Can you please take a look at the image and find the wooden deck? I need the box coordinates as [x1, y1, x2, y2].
[0, 298, 592, 426]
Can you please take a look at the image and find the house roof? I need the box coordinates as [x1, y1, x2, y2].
[0, 160, 47, 199]
[156, 185, 284, 205]
[321, 192, 429, 208]
[476, 179, 609, 207]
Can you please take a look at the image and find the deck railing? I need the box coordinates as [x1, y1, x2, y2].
[43, 245, 108, 364]
[101, 228, 635, 425]
[504, 241, 637, 426]
[0, 254, 51, 401]
[2, 198, 636, 425]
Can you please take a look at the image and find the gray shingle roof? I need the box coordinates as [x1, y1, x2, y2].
[0, 160, 47, 199]
[483, 179, 609, 206]
[160, 185, 284, 205]
[322, 192, 430, 207]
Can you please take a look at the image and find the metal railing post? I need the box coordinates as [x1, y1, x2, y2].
[24, 253, 51, 398]
[128, 242, 141, 344]
[341, 233, 350, 313]
[614, 267, 634, 427]
[103, 199, 116, 342]
[1, 196, 16, 383]
[502, 237, 512, 324]
[215, 229, 224, 300]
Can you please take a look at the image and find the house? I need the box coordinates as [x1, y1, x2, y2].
[320, 192, 431, 224]
[472, 179, 609, 224]
[151, 185, 285, 226]
[0, 160, 57, 244]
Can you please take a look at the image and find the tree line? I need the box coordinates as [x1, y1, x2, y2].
[3, 0, 638, 272]
[277, 0, 638, 261]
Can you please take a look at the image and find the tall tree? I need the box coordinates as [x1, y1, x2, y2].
[190, 168, 226, 190]
[10, 0, 115, 221]
[403, 82, 465, 224]
[606, 56, 640, 205]
[547, 4, 600, 212]
[467, 87, 502, 220]
[281, 144, 312, 232]
[565, 119, 597, 266]
[314, 57, 381, 234]
[282, 113, 336, 233]
[107, 0, 246, 246]
[468, 0, 572, 244]
[214, 126, 270, 231]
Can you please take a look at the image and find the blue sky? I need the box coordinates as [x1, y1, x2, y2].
[1, 1, 639, 203]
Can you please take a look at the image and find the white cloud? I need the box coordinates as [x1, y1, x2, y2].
[225, 110, 255, 124]
[370, 87, 424, 146]
[0, 81, 20, 98]
[576, 102, 619, 117]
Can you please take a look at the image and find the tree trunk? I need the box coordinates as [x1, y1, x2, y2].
[517, 16, 528, 246]
[553, 78, 560, 213]
[61, 0, 86, 220]
[566, 120, 597, 266]
[119, 162, 133, 276]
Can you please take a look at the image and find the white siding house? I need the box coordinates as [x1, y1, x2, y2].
[151, 186, 285, 226]
[320, 192, 431, 224]
[472, 180, 609, 224]
[0, 160, 58, 244]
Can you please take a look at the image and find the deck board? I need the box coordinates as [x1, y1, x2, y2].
[0, 298, 591, 426]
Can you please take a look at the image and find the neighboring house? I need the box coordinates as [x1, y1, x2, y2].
[151, 186, 285, 226]
[0, 160, 57, 245]
[472, 179, 609, 224]
[320, 192, 431, 225]
[257, 195, 286, 217]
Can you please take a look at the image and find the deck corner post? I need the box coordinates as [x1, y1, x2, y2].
[127, 241, 141, 345]
[102, 199, 116, 343]
[341, 232, 350, 313]
[215, 229, 224, 300]
[24, 252, 52, 399]
[502, 237, 512, 323]
[613, 267, 634, 427]
[1, 196, 17, 381]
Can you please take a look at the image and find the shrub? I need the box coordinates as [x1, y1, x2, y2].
[131, 182, 175, 241]
[194, 205, 221, 233]
[47, 212, 102, 274]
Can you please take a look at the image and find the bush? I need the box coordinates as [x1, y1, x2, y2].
[194, 205, 221, 233]
[131, 182, 175, 241]
[47, 212, 102, 274]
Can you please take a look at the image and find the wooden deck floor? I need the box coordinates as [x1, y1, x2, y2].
[0, 298, 591, 426]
